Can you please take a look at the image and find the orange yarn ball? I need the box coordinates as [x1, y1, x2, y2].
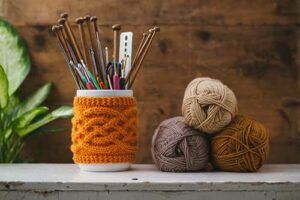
[211, 115, 269, 172]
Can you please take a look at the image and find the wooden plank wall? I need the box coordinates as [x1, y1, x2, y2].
[0, 0, 299, 163]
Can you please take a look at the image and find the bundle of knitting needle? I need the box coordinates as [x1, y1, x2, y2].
[52, 12, 160, 90]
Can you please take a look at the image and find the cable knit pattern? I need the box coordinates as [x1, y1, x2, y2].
[71, 96, 138, 163]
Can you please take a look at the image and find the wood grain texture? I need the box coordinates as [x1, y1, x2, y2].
[0, 1, 299, 163]
[0, 0, 4, 16]
[2, 0, 297, 26]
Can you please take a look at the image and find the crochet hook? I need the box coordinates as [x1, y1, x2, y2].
[107, 74, 113, 90]
[91, 16, 107, 87]
[90, 48, 99, 76]
[70, 61, 88, 89]
[105, 47, 109, 66]
[81, 61, 102, 90]
[112, 24, 121, 62]
[90, 48, 106, 89]
[91, 17, 105, 73]
[119, 56, 127, 89]
[78, 63, 99, 89]
[76, 64, 94, 90]
[67, 40, 100, 90]
[112, 56, 120, 89]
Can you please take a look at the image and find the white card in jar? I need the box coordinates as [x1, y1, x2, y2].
[119, 32, 133, 78]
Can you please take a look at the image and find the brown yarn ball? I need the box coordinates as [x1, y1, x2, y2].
[182, 77, 238, 134]
[211, 115, 269, 172]
[151, 117, 209, 172]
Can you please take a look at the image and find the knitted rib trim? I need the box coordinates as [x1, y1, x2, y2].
[73, 154, 135, 163]
[74, 96, 136, 107]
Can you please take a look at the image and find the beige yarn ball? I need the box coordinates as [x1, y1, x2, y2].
[182, 77, 238, 134]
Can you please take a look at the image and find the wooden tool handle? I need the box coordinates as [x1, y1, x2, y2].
[60, 12, 68, 19]
[112, 24, 121, 61]
[90, 16, 99, 32]
[75, 17, 88, 64]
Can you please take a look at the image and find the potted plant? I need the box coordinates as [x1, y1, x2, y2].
[0, 18, 73, 163]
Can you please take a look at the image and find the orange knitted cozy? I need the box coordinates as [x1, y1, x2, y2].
[71, 96, 138, 164]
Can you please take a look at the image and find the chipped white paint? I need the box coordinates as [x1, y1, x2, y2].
[0, 164, 299, 200]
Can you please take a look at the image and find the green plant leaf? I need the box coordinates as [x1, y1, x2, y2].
[0, 64, 8, 108]
[16, 83, 52, 118]
[16, 106, 73, 137]
[25, 126, 69, 139]
[3, 94, 19, 113]
[14, 106, 49, 129]
[0, 18, 30, 95]
[51, 106, 73, 118]
[4, 127, 12, 139]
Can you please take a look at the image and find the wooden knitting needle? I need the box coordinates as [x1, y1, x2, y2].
[84, 15, 101, 76]
[112, 24, 121, 63]
[90, 16, 100, 52]
[53, 25, 71, 61]
[75, 17, 89, 65]
[111, 24, 121, 89]
[60, 12, 68, 20]
[128, 27, 160, 88]
[60, 13, 74, 39]
[125, 31, 152, 84]
[52, 25, 82, 89]
[60, 23, 70, 49]
[132, 33, 148, 69]
[58, 25, 82, 71]
[134, 27, 159, 68]
[58, 13, 83, 61]
[57, 24, 85, 86]
[134, 29, 155, 65]
[52, 25, 71, 64]
[58, 18, 78, 62]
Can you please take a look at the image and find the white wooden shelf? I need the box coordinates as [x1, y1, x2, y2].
[0, 164, 299, 200]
